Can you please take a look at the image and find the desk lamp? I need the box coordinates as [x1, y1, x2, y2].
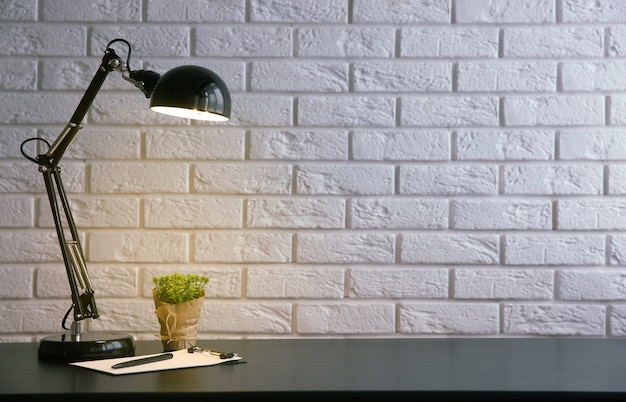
[20, 38, 230, 362]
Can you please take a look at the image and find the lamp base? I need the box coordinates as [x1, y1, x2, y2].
[38, 331, 135, 362]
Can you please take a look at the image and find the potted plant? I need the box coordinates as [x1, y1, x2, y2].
[152, 273, 209, 352]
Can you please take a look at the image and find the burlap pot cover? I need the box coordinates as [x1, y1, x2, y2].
[153, 290, 204, 352]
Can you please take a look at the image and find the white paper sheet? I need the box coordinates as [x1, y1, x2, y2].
[70, 348, 244, 375]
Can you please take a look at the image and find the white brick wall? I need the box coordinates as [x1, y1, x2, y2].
[1, 0, 626, 342]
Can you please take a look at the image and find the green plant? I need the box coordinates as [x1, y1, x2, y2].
[153, 273, 209, 305]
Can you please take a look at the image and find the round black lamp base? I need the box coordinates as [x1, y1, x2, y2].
[38, 331, 135, 362]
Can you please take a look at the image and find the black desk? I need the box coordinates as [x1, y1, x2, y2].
[2, 338, 626, 401]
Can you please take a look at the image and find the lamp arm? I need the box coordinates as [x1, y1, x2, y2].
[34, 47, 126, 333]
[43, 47, 124, 169]
[41, 164, 97, 330]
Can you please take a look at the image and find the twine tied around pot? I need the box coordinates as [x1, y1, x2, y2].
[153, 290, 204, 351]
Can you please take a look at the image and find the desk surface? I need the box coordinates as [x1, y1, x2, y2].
[2, 338, 626, 401]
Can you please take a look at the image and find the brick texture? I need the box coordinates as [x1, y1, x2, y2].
[1, 0, 625, 341]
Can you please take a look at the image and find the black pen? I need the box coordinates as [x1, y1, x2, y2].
[111, 352, 174, 369]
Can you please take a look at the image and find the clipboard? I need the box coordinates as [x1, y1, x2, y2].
[70, 348, 244, 375]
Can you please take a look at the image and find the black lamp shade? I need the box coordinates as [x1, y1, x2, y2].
[150, 65, 231, 121]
